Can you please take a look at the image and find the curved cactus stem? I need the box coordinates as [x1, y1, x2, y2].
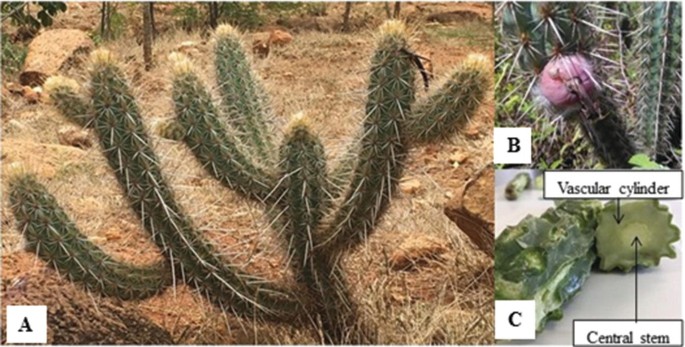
[43, 76, 92, 128]
[406, 54, 490, 144]
[318, 21, 416, 254]
[214, 25, 276, 165]
[86, 51, 302, 321]
[170, 58, 278, 202]
[8, 174, 170, 300]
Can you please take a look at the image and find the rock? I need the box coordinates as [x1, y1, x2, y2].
[399, 177, 423, 195]
[389, 235, 449, 271]
[252, 39, 270, 58]
[57, 127, 92, 149]
[6, 82, 24, 95]
[20, 29, 94, 86]
[449, 151, 469, 167]
[269, 29, 293, 46]
[444, 166, 494, 258]
[21, 85, 42, 104]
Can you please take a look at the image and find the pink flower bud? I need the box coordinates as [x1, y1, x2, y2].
[538, 54, 597, 109]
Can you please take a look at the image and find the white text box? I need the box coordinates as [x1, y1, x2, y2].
[543, 170, 683, 199]
[574, 320, 683, 346]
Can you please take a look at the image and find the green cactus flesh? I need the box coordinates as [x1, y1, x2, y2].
[495, 200, 603, 331]
[596, 200, 680, 272]
[9, 174, 170, 300]
[505, 172, 531, 201]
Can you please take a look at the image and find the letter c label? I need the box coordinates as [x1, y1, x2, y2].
[509, 311, 522, 327]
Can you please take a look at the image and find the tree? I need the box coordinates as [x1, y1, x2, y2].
[342, 2, 352, 32]
[142, 2, 153, 71]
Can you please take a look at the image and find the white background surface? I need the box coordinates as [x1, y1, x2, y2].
[495, 170, 682, 345]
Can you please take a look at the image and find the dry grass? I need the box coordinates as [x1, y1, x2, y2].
[1, 5, 494, 344]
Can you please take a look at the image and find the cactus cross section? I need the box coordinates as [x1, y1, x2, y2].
[14, 21, 490, 343]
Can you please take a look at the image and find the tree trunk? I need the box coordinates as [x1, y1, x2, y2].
[142, 2, 153, 71]
[393, 2, 401, 19]
[100, 2, 111, 41]
[149, 2, 156, 38]
[384, 3, 392, 18]
[208, 2, 219, 29]
[342, 2, 352, 32]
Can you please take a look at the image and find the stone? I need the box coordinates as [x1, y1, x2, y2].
[399, 177, 423, 195]
[444, 166, 494, 257]
[269, 29, 293, 46]
[20, 29, 94, 86]
[389, 235, 449, 271]
[57, 126, 92, 149]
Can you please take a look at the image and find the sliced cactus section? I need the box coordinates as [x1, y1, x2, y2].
[596, 200, 680, 272]
[170, 53, 277, 202]
[214, 25, 276, 164]
[633, 2, 682, 162]
[406, 53, 490, 144]
[319, 20, 416, 253]
[43, 76, 92, 127]
[8, 174, 170, 300]
[495, 200, 603, 331]
[86, 50, 302, 321]
[505, 172, 531, 201]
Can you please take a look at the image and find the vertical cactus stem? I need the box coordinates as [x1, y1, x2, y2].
[169, 53, 277, 202]
[86, 50, 302, 320]
[43, 76, 92, 127]
[406, 53, 490, 144]
[319, 20, 416, 253]
[8, 173, 171, 300]
[214, 24, 276, 164]
[634, 2, 682, 162]
[277, 117, 358, 343]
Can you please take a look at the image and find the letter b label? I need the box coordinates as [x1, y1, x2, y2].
[494, 128, 532, 164]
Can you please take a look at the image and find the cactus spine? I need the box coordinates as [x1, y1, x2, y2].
[14, 21, 490, 343]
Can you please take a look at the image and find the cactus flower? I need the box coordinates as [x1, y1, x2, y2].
[538, 54, 598, 110]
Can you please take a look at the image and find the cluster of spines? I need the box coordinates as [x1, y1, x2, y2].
[14, 20, 489, 343]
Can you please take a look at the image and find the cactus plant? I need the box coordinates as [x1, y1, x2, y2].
[11, 21, 490, 343]
[496, 2, 681, 169]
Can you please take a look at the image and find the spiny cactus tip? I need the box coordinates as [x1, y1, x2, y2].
[6, 162, 29, 184]
[43, 76, 80, 95]
[286, 111, 309, 131]
[90, 49, 115, 66]
[378, 20, 407, 37]
[215, 24, 239, 38]
[168, 52, 193, 75]
[463, 53, 490, 72]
